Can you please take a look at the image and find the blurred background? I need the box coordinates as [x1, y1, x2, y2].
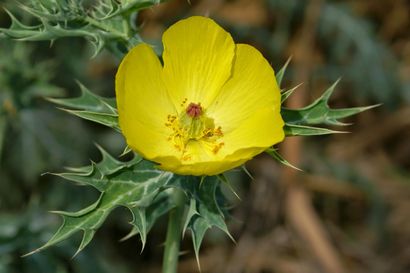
[0, 0, 409, 272]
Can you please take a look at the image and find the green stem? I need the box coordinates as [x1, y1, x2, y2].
[162, 189, 185, 273]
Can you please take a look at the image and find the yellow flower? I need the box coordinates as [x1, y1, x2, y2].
[115, 16, 284, 176]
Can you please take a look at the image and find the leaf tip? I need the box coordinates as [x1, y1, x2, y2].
[21, 248, 41, 258]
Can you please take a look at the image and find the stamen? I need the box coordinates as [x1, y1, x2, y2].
[212, 142, 225, 154]
[165, 100, 224, 160]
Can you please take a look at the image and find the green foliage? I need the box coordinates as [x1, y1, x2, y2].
[282, 80, 377, 127]
[26, 148, 173, 256]
[174, 176, 232, 263]
[48, 83, 119, 130]
[276, 68, 377, 137]
[26, 147, 230, 267]
[272, 65, 376, 168]
[0, 0, 163, 56]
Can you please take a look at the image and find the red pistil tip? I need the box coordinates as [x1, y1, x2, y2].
[186, 103, 202, 118]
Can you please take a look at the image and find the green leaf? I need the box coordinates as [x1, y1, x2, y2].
[128, 207, 148, 250]
[0, 9, 95, 42]
[265, 148, 302, 171]
[48, 83, 120, 130]
[284, 124, 345, 136]
[24, 195, 108, 257]
[61, 109, 119, 130]
[25, 147, 174, 256]
[92, 0, 163, 20]
[282, 80, 379, 126]
[47, 82, 116, 114]
[182, 197, 199, 237]
[120, 191, 174, 244]
[182, 176, 233, 267]
[0, 0, 162, 56]
[27, 147, 234, 261]
[94, 144, 136, 175]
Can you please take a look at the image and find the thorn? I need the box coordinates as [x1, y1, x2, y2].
[266, 148, 303, 171]
[199, 176, 206, 188]
[322, 79, 341, 102]
[72, 249, 81, 259]
[119, 145, 132, 157]
[241, 165, 254, 181]
[217, 174, 241, 201]
[21, 248, 41, 258]
[194, 249, 202, 273]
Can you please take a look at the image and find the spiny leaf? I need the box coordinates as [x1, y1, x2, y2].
[183, 176, 234, 267]
[50, 194, 104, 217]
[128, 207, 148, 251]
[53, 164, 109, 191]
[1, 9, 40, 39]
[144, 190, 175, 231]
[24, 195, 108, 257]
[26, 147, 175, 256]
[94, 144, 139, 175]
[60, 109, 119, 131]
[182, 198, 198, 237]
[47, 82, 116, 113]
[189, 215, 208, 271]
[282, 80, 378, 126]
[0, 11, 95, 42]
[284, 124, 345, 136]
[2, 0, 166, 58]
[120, 191, 174, 243]
[48, 83, 120, 129]
[92, 0, 163, 20]
[74, 229, 96, 257]
[0, 0, 156, 56]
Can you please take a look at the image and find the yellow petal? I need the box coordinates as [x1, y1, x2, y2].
[162, 16, 235, 110]
[155, 151, 248, 176]
[221, 107, 284, 159]
[156, 138, 277, 176]
[116, 44, 177, 159]
[208, 44, 282, 133]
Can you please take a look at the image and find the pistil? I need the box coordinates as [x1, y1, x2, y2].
[186, 103, 202, 118]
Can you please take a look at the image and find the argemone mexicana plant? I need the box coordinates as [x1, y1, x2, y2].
[0, 1, 376, 273]
[116, 16, 284, 175]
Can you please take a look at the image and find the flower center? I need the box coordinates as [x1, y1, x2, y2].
[165, 99, 224, 160]
[186, 102, 202, 118]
